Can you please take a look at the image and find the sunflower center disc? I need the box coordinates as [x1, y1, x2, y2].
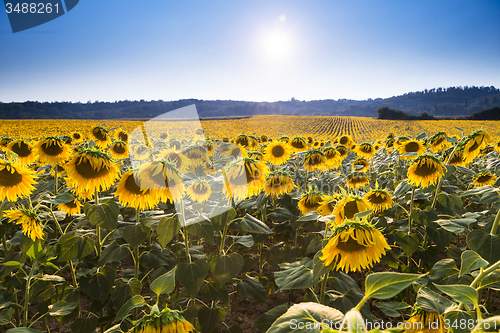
[119, 133, 128, 141]
[339, 137, 348, 145]
[271, 145, 285, 158]
[65, 200, 79, 208]
[75, 157, 111, 179]
[413, 161, 437, 177]
[433, 137, 444, 145]
[73, 133, 81, 139]
[361, 146, 372, 153]
[230, 148, 241, 158]
[336, 236, 367, 252]
[12, 141, 31, 157]
[0, 166, 23, 187]
[304, 196, 320, 209]
[193, 183, 208, 194]
[113, 144, 126, 154]
[477, 175, 492, 183]
[343, 201, 360, 219]
[93, 129, 107, 141]
[368, 193, 387, 204]
[405, 142, 420, 152]
[124, 174, 148, 195]
[42, 142, 63, 156]
[292, 141, 304, 149]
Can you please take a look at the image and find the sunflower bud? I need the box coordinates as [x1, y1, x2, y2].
[339, 309, 367, 333]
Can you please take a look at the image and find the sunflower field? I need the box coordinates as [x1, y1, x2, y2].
[1, 116, 500, 333]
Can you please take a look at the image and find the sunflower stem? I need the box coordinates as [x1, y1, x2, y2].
[95, 190, 101, 258]
[319, 272, 328, 304]
[2, 235, 9, 253]
[23, 260, 37, 327]
[49, 209, 64, 237]
[408, 187, 415, 235]
[54, 163, 58, 195]
[133, 209, 139, 321]
[489, 206, 500, 235]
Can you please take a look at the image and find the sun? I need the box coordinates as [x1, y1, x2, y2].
[260, 29, 292, 61]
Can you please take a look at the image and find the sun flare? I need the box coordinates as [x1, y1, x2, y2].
[260, 29, 292, 61]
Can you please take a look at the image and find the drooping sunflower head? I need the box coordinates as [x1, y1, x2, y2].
[108, 141, 129, 159]
[444, 146, 466, 167]
[297, 190, 324, 215]
[248, 150, 264, 161]
[386, 133, 395, 139]
[8, 139, 37, 165]
[186, 180, 212, 203]
[129, 307, 195, 333]
[333, 195, 371, 225]
[58, 198, 83, 216]
[130, 144, 151, 161]
[306, 136, 314, 145]
[407, 154, 445, 188]
[159, 132, 169, 141]
[336, 145, 349, 160]
[170, 140, 182, 151]
[481, 145, 495, 157]
[137, 160, 185, 203]
[495, 139, 500, 153]
[4, 207, 44, 241]
[234, 134, 250, 148]
[279, 136, 290, 144]
[317, 193, 342, 216]
[222, 137, 230, 143]
[248, 135, 260, 149]
[473, 172, 498, 187]
[463, 129, 492, 163]
[115, 170, 159, 210]
[158, 149, 190, 172]
[356, 142, 376, 159]
[337, 134, 353, 147]
[398, 140, 426, 160]
[223, 143, 248, 159]
[0, 137, 13, 149]
[323, 147, 341, 170]
[264, 141, 291, 166]
[182, 145, 208, 166]
[65, 149, 120, 194]
[404, 308, 447, 333]
[0, 160, 37, 202]
[384, 137, 396, 150]
[346, 172, 370, 189]
[364, 189, 394, 213]
[70, 131, 84, 143]
[36, 136, 72, 165]
[303, 149, 327, 172]
[352, 158, 369, 172]
[260, 135, 268, 143]
[90, 126, 112, 147]
[319, 219, 390, 272]
[265, 170, 295, 198]
[223, 157, 266, 201]
[290, 136, 307, 152]
[114, 128, 129, 143]
[429, 132, 452, 153]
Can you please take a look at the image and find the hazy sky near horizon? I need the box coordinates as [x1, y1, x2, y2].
[1, 0, 500, 103]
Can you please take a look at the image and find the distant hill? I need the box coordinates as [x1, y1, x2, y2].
[0, 85, 499, 119]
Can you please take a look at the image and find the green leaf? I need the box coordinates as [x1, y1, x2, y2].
[157, 216, 181, 247]
[353, 209, 373, 220]
[329, 271, 371, 320]
[240, 214, 273, 234]
[56, 232, 95, 262]
[97, 241, 129, 267]
[3, 261, 21, 267]
[427, 225, 452, 251]
[123, 224, 149, 248]
[210, 206, 236, 232]
[48, 300, 78, 317]
[229, 235, 254, 248]
[150, 266, 177, 296]
[40, 274, 66, 282]
[115, 295, 146, 322]
[364, 272, 422, 300]
[268, 207, 295, 222]
[26, 239, 44, 260]
[0, 308, 14, 325]
[198, 307, 225, 333]
[476, 271, 500, 290]
[111, 278, 142, 310]
[461, 185, 495, 196]
[374, 301, 410, 317]
[394, 231, 419, 256]
[266, 302, 343, 333]
[51, 193, 76, 205]
[236, 275, 267, 301]
[437, 193, 462, 213]
[214, 253, 244, 285]
[444, 311, 474, 333]
[459, 250, 488, 277]
[433, 283, 478, 306]
[416, 287, 455, 315]
[70, 317, 98, 333]
[176, 259, 209, 297]
[275, 258, 318, 291]
[254, 303, 290, 333]
[5, 329, 43, 333]
[187, 219, 215, 245]
[86, 200, 119, 230]
[467, 230, 500, 263]
[394, 181, 412, 198]
[200, 278, 229, 304]
[80, 266, 116, 303]
[410, 207, 438, 226]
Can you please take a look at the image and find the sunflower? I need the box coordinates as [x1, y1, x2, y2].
[346, 172, 370, 189]
[323, 147, 341, 170]
[495, 139, 500, 153]
[398, 140, 426, 160]
[303, 149, 327, 172]
[170, 140, 182, 151]
[108, 141, 129, 159]
[223, 158, 266, 201]
[159, 150, 190, 172]
[4, 208, 44, 241]
[313, 141, 321, 149]
[137, 161, 185, 203]
[36, 137, 72, 165]
[463, 130, 492, 164]
[336, 145, 349, 160]
[444, 146, 466, 167]
[473, 172, 497, 187]
[364, 189, 394, 212]
[337, 134, 353, 147]
[393, 136, 410, 150]
[71, 186, 94, 201]
[265, 170, 294, 197]
[0, 137, 13, 149]
[8, 139, 37, 165]
[131, 144, 151, 161]
[290, 136, 307, 152]
[114, 128, 129, 143]
[115, 170, 159, 210]
[223, 143, 248, 159]
[0, 160, 37, 202]
[403, 309, 447, 333]
[130, 307, 195, 333]
[234, 134, 250, 148]
[70, 132, 84, 143]
[159, 132, 169, 141]
[248, 150, 264, 161]
[222, 137, 230, 143]
[384, 137, 396, 150]
[386, 133, 395, 139]
[58, 198, 83, 215]
[356, 143, 376, 159]
[248, 135, 260, 149]
[407, 155, 445, 188]
[264, 141, 291, 165]
[260, 135, 268, 143]
[317, 193, 342, 216]
[481, 145, 494, 157]
[186, 180, 212, 203]
[333, 195, 370, 225]
[182, 145, 208, 166]
[429, 132, 452, 153]
[279, 136, 290, 143]
[320, 220, 390, 272]
[352, 158, 369, 172]
[65, 149, 120, 193]
[90, 126, 112, 147]
[297, 190, 323, 215]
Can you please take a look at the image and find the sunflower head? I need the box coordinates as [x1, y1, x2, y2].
[303, 149, 327, 172]
[186, 180, 212, 203]
[429, 132, 452, 153]
[70, 132, 84, 143]
[170, 140, 182, 151]
[130, 306, 195, 333]
[260, 135, 268, 143]
[352, 158, 369, 172]
[264, 141, 291, 166]
[8, 139, 37, 165]
[473, 172, 497, 187]
[356, 142, 376, 159]
[398, 140, 426, 160]
[182, 145, 208, 166]
[0, 160, 37, 202]
[90, 126, 112, 147]
[317, 193, 342, 216]
[480, 146, 494, 157]
[234, 134, 250, 147]
[159, 149, 190, 171]
[114, 128, 129, 143]
[137, 160, 185, 203]
[320, 218, 390, 272]
[346, 172, 370, 189]
[290, 136, 307, 152]
[115, 170, 159, 210]
[279, 136, 290, 144]
[297, 190, 324, 215]
[336, 145, 349, 160]
[248, 150, 264, 161]
[404, 308, 447, 333]
[463, 129, 492, 163]
[0, 137, 13, 149]
[108, 141, 129, 159]
[4, 207, 44, 241]
[364, 189, 394, 212]
[444, 146, 466, 167]
[337, 134, 353, 147]
[36, 137, 72, 165]
[323, 147, 341, 170]
[407, 154, 445, 188]
[265, 170, 294, 198]
[333, 195, 371, 225]
[58, 198, 83, 216]
[223, 157, 266, 201]
[223, 143, 248, 159]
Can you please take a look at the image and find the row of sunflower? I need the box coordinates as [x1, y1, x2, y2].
[0, 124, 500, 333]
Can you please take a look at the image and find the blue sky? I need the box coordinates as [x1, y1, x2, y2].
[1, 0, 499, 102]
